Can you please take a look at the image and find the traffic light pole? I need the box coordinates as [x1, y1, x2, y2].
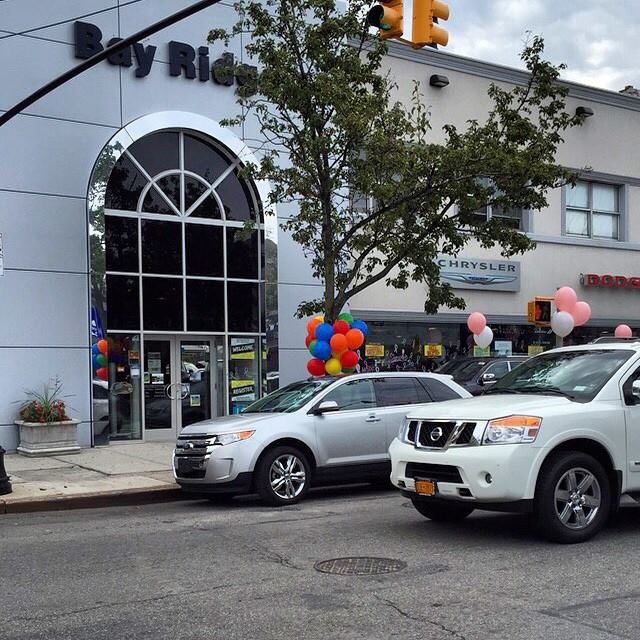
[0, 0, 223, 129]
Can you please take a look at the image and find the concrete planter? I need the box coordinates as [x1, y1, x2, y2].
[15, 420, 81, 457]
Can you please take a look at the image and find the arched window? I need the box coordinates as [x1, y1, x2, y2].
[102, 130, 264, 334]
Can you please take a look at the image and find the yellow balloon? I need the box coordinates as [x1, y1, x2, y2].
[314, 315, 324, 322]
[325, 358, 342, 375]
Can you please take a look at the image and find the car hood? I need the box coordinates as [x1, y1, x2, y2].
[405, 394, 574, 421]
[179, 412, 283, 436]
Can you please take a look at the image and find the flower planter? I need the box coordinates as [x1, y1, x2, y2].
[15, 420, 81, 457]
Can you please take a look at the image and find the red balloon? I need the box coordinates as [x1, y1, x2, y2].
[97, 339, 108, 356]
[341, 350, 359, 369]
[307, 358, 326, 377]
[96, 367, 108, 381]
[333, 320, 350, 335]
[305, 334, 314, 348]
[345, 328, 364, 350]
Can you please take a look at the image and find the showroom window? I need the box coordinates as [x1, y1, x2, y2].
[565, 180, 621, 240]
[102, 130, 264, 334]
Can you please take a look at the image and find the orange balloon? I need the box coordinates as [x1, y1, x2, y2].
[97, 339, 108, 355]
[306, 317, 322, 337]
[330, 333, 348, 355]
[346, 328, 364, 350]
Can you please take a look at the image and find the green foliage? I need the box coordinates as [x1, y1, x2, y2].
[19, 377, 71, 424]
[210, 1, 585, 323]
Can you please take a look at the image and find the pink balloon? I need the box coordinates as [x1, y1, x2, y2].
[571, 301, 591, 327]
[615, 324, 633, 338]
[467, 312, 487, 335]
[554, 286, 577, 312]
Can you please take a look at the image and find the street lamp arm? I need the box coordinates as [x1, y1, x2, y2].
[0, 0, 223, 128]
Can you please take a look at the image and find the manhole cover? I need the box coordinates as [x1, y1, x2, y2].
[314, 557, 407, 576]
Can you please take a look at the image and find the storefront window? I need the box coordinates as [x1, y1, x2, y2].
[92, 334, 142, 444]
[229, 337, 260, 414]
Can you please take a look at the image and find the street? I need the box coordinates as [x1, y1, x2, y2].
[3, 486, 640, 640]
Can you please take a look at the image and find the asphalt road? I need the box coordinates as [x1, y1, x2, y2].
[3, 486, 640, 640]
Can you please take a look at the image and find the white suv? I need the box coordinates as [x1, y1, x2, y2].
[390, 342, 640, 543]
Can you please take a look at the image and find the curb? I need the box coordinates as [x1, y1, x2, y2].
[0, 485, 187, 514]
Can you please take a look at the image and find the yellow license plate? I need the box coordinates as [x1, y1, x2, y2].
[415, 479, 436, 496]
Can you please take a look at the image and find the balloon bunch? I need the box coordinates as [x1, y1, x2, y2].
[551, 287, 591, 337]
[467, 312, 493, 349]
[306, 313, 368, 376]
[92, 339, 108, 381]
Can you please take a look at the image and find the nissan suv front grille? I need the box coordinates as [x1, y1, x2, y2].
[406, 420, 478, 450]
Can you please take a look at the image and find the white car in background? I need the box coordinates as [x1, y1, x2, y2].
[174, 372, 470, 505]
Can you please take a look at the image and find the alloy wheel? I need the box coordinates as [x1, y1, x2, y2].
[554, 467, 601, 530]
[269, 454, 306, 500]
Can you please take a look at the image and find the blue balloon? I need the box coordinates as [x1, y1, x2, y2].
[312, 340, 332, 361]
[92, 343, 101, 355]
[351, 320, 368, 337]
[92, 354, 100, 369]
[315, 323, 334, 343]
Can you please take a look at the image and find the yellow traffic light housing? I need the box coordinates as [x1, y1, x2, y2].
[367, 0, 404, 40]
[528, 297, 554, 327]
[412, 0, 450, 48]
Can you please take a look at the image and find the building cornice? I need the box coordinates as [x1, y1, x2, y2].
[382, 41, 640, 114]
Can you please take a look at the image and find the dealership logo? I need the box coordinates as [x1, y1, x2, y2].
[74, 21, 256, 91]
[439, 272, 518, 286]
[430, 427, 444, 442]
[582, 273, 640, 289]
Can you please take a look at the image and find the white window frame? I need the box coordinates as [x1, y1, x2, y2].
[564, 180, 624, 241]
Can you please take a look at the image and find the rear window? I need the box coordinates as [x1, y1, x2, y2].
[419, 378, 461, 401]
[373, 377, 421, 407]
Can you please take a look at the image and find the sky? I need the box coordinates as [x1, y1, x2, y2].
[432, 0, 640, 92]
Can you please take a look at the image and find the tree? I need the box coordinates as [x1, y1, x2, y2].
[209, 0, 585, 324]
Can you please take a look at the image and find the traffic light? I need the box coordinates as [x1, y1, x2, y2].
[367, 0, 404, 40]
[527, 297, 554, 327]
[412, 0, 450, 48]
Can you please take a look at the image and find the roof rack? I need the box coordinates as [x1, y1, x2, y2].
[590, 336, 640, 344]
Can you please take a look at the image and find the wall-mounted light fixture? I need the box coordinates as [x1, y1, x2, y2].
[429, 74, 450, 88]
[575, 106, 594, 118]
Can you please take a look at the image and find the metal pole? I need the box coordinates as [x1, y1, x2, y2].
[0, 0, 223, 128]
[0, 447, 12, 495]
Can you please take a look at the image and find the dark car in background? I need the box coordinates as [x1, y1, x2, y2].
[437, 356, 528, 395]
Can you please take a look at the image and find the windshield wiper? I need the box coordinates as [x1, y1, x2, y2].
[483, 388, 522, 395]
[506, 385, 575, 400]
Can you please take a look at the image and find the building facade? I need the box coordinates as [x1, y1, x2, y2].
[1, 2, 640, 450]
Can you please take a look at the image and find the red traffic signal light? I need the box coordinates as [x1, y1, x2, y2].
[367, 0, 404, 40]
[412, 0, 450, 48]
[527, 297, 553, 326]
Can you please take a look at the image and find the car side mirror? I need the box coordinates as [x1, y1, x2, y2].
[480, 373, 496, 385]
[633, 380, 640, 402]
[314, 400, 339, 414]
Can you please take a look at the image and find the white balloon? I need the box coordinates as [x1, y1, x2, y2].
[474, 326, 494, 349]
[551, 311, 575, 337]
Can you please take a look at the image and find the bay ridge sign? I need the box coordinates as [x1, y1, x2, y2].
[74, 21, 256, 91]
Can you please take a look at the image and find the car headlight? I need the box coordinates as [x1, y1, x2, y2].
[482, 416, 541, 445]
[214, 430, 255, 446]
[398, 417, 412, 443]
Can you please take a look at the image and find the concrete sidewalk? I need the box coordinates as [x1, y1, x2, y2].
[1, 443, 186, 513]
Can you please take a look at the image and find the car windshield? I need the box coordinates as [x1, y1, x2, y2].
[455, 360, 488, 382]
[485, 349, 633, 402]
[241, 379, 335, 414]
[437, 359, 470, 375]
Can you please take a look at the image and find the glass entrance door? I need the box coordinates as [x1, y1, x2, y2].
[143, 336, 223, 440]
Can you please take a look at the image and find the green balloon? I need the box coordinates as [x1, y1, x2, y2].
[338, 312, 354, 325]
[342, 367, 356, 374]
[97, 354, 108, 367]
[308, 339, 317, 355]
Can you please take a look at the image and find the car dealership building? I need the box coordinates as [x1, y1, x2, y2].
[2, 1, 640, 450]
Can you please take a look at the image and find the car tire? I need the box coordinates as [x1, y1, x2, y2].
[533, 451, 610, 544]
[255, 446, 311, 506]
[411, 498, 474, 522]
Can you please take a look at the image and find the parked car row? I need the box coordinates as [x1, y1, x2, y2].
[174, 340, 640, 544]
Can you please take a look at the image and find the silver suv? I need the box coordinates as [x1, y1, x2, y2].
[173, 372, 470, 505]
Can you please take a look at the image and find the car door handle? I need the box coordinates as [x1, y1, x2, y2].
[365, 415, 381, 423]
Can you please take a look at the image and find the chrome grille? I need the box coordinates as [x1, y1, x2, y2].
[406, 420, 477, 450]
[175, 433, 213, 456]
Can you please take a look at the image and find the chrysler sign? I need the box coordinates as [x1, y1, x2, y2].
[437, 255, 520, 292]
